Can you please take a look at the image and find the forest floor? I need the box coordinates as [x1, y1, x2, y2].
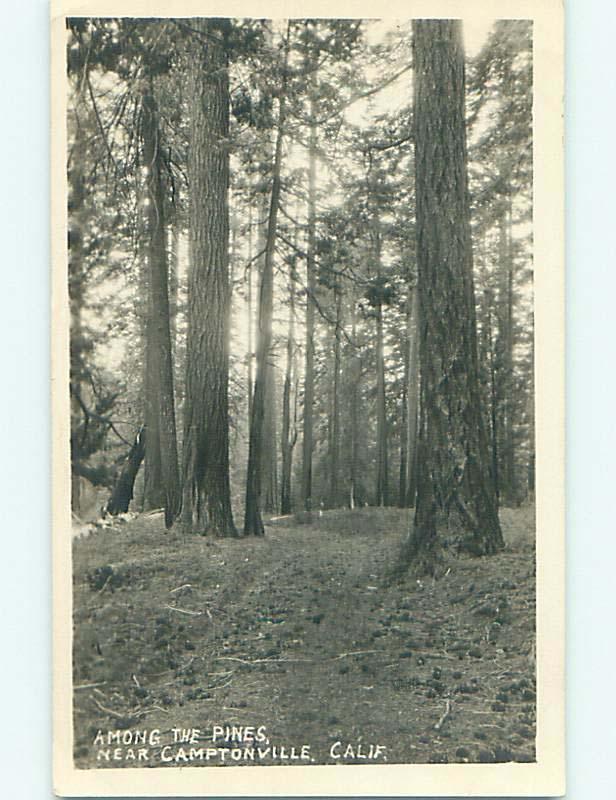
[71, 505, 536, 769]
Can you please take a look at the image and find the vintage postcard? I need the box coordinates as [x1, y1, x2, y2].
[52, 0, 565, 795]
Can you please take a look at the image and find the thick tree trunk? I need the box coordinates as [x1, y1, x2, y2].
[141, 83, 181, 528]
[182, 20, 237, 537]
[244, 26, 289, 536]
[301, 94, 317, 513]
[403, 20, 503, 573]
[106, 427, 146, 515]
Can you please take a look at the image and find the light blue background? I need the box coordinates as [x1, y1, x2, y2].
[1, 2, 613, 798]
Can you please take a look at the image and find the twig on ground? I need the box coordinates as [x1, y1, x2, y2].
[164, 604, 203, 616]
[439, 650, 461, 661]
[216, 655, 311, 665]
[91, 697, 125, 719]
[331, 650, 381, 660]
[138, 704, 170, 715]
[434, 698, 452, 731]
[170, 584, 192, 593]
[208, 674, 235, 690]
[75, 681, 107, 691]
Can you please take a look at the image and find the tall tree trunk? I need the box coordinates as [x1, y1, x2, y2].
[403, 20, 503, 573]
[280, 263, 297, 515]
[527, 309, 535, 499]
[244, 25, 289, 536]
[68, 85, 87, 514]
[329, 284, 342, 507]
[182, 20, 237, 537]
[487, 301, 500, 507]
[169, 192, 181, 356]
[301, 94, 317, 513]
[247, 202, 254, 422]
[141, 82, 181, 528]
[399, 291, 409, 508]
[500, 205, 516, 504]
[400, 284, 420, 507]
[263, 360, 279, 513]
[349, 287, 361, 509]
[374, 228, 389, 507]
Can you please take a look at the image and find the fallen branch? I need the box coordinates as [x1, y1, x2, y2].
[91, 697, 125, 719]
[138, 704, 170, 715]
[75, 681, 107, 691]
[331, 650, 381, 660]
[164, 604, 203, 616]
[434, 699, 452, 731]
[216, 655, 312, 665]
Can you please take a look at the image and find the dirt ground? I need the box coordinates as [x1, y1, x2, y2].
[71, 505, 536, 768]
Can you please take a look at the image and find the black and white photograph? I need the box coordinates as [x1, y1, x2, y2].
[52, 1, 564, 795]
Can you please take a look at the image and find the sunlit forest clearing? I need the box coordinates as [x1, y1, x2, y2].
[68, 16, 535, 766]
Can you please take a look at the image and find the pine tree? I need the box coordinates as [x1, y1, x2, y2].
[182, 19, 237, 536]
[402, 20, 503, 574]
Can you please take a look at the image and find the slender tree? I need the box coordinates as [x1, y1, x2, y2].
[244, 23, 290, 536]
[399, 283, 419, 507]
[141, 81, 181, 526]
[329, 282, 342, 507]
[301, 93, 318, 513]
[280, 255, 298, 515]
[68, 59, 88, 514]
[373, 223, 389, 507]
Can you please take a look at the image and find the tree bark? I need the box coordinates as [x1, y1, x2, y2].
[281, 261, 297, 515]
[182, 20, 237, 536]
[301, 89, 317, 513]
[329, 284, 342, 507]
[400, 284, 419, 507]
[487, 299, 500, 507]
[374, 227, 389, 507]
[499, 205, 516, 504]
[403, 20, 503, 573]
[244, 25, 290, 535]
[68, 61, 89, 514]
[348, 286, 361, 509]
[247, 202, 254, 422]
[141, 82, 181, 528]
[263, 360, 279, 513]
[106, 426, 146, 515]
